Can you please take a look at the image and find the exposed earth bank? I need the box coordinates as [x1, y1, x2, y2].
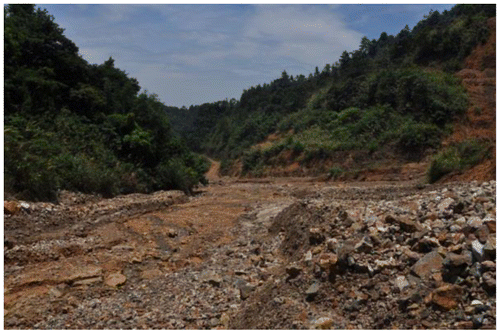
[4, 175, 496, 329]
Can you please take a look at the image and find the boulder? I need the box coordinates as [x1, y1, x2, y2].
[431, 284, 464, 310]
[386, 215, 422, 233]
[105, 273, 127, 287]
[442, 252, 472, 279]
[410, 251, 443, 279]
[4, 201, 21, 215]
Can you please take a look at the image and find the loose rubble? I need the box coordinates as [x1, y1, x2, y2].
[4, 180, 496, 329]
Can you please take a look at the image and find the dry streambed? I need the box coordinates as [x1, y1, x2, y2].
[4, 180, 496, 329]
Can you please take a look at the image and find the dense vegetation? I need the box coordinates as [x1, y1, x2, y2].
[165, 4, 494, 178]
[4, 4, 209, 201]
[4, 5, 495, 201]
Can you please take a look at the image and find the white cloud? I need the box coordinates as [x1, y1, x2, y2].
[242, 5, 364, 69]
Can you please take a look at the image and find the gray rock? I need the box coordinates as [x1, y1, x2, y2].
[354, 236, 373, 253]
[480, 260, 495, 272]
[468, 217, 483, 229]
[305, 282, 321, 301]
[481, 272, 496, 296]
[386, 215, 422, 233]
[413, 237, 440, 253]
[326, 238, 338, 252]
[438, 198, 455, 213]
[239, 283, 256, 300]
[442, 252, 472, 278]
[483, 237, 496, 260]
[471, 240, 485, 262]
[394, 275, 410, 292]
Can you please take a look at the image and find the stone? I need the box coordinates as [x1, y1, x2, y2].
[483, 215, 496, 233]
[456, 321, 474, 329]
[481, 272, 496, 296]
[326, 238, 338, 252]
[442, 252, 472, 278]
[474, 225, 490, 243]
[386, 215, 422, 233]
[471, 240, 485, 262]
[48, 287, 64, 298]
[402, 247, 420, 264]
[4, 201, 21, 215]
[318, 253, 338, 271]
[286, 263, 302, 278]
[166, 228, 178, 238]
[468, 217, 482, 229]
[67, 266, 103, 283]
[309, 227, 325, 245]
[220, 313, 230, 327]
[483, 237, 496, 260]
[206, 274, 223, 287]
[74, 277, 103, 286]
[313, 317, 333, 329]
[105, 273, 126, 287]
[354, 236, 373, 253]
[305, 282, 321, 301]
[304, 250, 313, 263]
[438, 198, 455, 213]
[394, 275, 410, 292]
[431, 284, 463, 310]
[413, 237, 440, 253]
[410, 251, 443, 279]
[239, 283, 256, 300]
[472, 314, 484, 329]
[210, 317, 219, 327]
[480, 260, 495, 272]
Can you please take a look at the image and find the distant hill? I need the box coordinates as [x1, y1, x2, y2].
[166, 4, 495, 181]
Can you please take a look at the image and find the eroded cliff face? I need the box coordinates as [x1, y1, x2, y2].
[443, 17, 496, 182]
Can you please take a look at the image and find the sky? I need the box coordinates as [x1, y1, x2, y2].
[38, 3, 456, 108]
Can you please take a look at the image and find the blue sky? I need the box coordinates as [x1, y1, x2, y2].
[38, 4, 455, 108]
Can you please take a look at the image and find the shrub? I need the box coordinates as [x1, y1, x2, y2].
[329, 166, 345, 179]
[427, 139, 490, 182]
[397, 121, 442, 159]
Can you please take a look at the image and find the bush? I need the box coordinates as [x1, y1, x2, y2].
[329, 166, 345, 179]
[397, 121, 442, 159]
[427, 139, 491, 182]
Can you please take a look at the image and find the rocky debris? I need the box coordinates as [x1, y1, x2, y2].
[312, 317, 334, 329]
[4, 201, 22, 215]
[285, 263, 302, 279]
[305, 281, 321, 301]
[410, 251, 443, 279]
[431, 284, 464, 310]
[105, 273, 127, 287]
[4, 180, 496, 329]
[230, 180, 496, 329]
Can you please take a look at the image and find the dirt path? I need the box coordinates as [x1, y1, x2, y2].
[204, 158, 221, 182]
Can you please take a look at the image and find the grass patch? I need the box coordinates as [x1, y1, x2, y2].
[427, 139, 491, 183]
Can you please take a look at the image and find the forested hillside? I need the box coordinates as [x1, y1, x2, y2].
[4, 4, 209, 201]
[166, 4, 495, 179]
[4, 4, 495, 201]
